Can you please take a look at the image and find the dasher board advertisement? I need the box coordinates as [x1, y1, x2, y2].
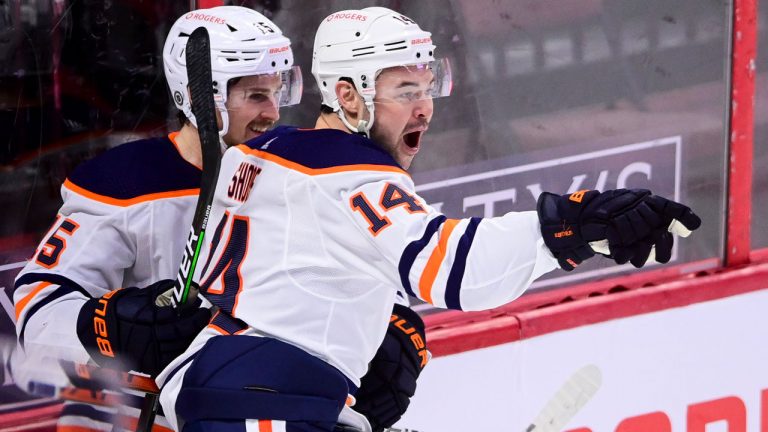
[396, 289, 768, 432]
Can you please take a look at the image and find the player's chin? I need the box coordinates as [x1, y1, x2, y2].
[396, 145, 417, 169]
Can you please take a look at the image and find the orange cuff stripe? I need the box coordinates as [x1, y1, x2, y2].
[15, 281, 52, 320]
[207, 323, 230, 335]
[235, 145, 410, 177]
[63, 179, 199, 207]
[418, 219, 460, 304]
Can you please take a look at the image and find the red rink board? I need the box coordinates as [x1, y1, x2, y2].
[425, 255, 768, 357]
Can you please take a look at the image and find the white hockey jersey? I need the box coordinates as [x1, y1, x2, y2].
[12, 132, 199, 431]
[191, 126, 559, 385]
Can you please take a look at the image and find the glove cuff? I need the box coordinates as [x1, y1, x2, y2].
[76, 289, 123, 368]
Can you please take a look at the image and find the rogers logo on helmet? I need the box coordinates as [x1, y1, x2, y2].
[184, 12, 226, 25]
[269, 46, 289, 54]
[411, 37, 432, 45]
[325, 13, 368, 22]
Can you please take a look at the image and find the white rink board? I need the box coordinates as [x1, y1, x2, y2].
[395, 289, 768, 432]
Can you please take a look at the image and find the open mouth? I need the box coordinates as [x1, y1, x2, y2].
[403, 130, 423, 149]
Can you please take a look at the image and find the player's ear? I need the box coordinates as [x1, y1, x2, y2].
[336, 80, 362, 118]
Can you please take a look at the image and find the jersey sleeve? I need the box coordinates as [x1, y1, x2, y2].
[343, 178, 559, 311]
[13, 188, 138, 363]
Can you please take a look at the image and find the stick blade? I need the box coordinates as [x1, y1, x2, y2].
[526, 364, 602, 432]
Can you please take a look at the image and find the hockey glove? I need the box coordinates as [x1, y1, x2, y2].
[602, 193, 701, 267]
[354, 304, 428, 432]
[537, 189, 701, 270]
[76, 279, 212, 376]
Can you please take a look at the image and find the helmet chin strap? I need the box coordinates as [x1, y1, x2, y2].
[216, 102, 230, 152]
[336, 99, 375, 137]
[186, 98, 230, 152]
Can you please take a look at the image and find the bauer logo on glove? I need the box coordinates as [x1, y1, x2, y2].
[76, 280, 212, 375]
[537, 189, 701, 271]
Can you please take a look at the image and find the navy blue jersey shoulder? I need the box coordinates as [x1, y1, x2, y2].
[68, 135, 202, 199]
[244, 126, 402, 170]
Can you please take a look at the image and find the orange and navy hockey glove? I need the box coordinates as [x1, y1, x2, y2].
[76, 279, 212, 376]
[354, 304, 428, 432]
[537, 189, 701, 271]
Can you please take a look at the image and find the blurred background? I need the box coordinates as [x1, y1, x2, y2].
[0, 0, 764, 426]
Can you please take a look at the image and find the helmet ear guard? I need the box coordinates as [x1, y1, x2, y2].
[163, 6, 302, 138]
[312, 7, 453, 136]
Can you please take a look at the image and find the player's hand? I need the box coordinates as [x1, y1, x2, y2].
[354, 304, 428, 432]
[537, 189, 701, 270]
[598, 193, 700, 267]
[76, 280, 212, 376]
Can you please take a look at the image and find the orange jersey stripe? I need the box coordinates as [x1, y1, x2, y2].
[120, 416, 174, 432]
[235, 145, 410, 177]
[418, 219, 460, 304]
[58, 427, 111, 432]
[63, 179, 199, 207]
[15, 281, 53, 320]
[168, 131, 203, 170]
[258, 419, 273, 432]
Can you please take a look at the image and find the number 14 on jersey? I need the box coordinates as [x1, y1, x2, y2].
[350, 182, 425, 236]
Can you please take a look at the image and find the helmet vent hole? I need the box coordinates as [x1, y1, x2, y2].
[284, 59, 289, 65]
[416, 52, 421, 58]
[429, 50, 433, 56]
[271, 61, 276, 67]
[352, 45, 376, 57]
[323, 81, 327, 87]
[227, 24, 238, 32]
[355, 32, 361, 37]
[362, 83, 368, 88]
[384, 41, 407, 52]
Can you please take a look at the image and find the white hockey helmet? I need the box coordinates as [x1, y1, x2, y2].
[312, 7, 452, 135]
[163, 6, 302, 136]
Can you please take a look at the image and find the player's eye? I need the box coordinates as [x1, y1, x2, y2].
[247, 92, 269, 102]
[396, 91, 418, 102]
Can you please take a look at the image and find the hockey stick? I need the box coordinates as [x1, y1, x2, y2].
[525, 364, 602, 432]
[135, 26, 222, 432]
[167, 25, 223, 310]
[60, 361, 161, 432]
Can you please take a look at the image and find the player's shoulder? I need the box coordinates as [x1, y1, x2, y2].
[240, 126, 405, 174]
[65, 133, 201, 206]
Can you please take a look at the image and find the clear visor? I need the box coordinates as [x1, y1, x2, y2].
[278, 65, 303, 107]
[374, 57, 453, 104]
[227, 65, 302, 109]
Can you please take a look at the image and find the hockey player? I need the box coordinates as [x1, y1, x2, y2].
[12, 6, 301, 430]
[156, 6, 701, 432]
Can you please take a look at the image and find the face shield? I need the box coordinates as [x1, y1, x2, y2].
[227, 65, 303, 109]
[373, 58, 453, 105]
[277, 65, 303, 107]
